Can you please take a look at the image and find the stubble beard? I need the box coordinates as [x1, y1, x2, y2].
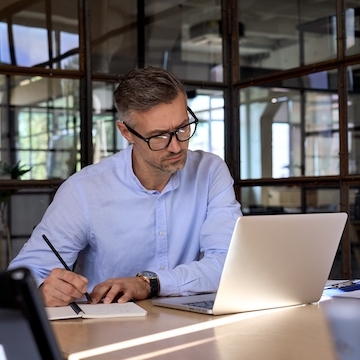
[149, 150, 187, 175]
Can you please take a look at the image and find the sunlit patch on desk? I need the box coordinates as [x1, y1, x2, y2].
[67, 307, 287, 360]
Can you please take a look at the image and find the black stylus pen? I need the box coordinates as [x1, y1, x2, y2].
[42, 234, 92, 303]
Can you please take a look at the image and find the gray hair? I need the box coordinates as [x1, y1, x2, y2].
[114, 66, 187, 126]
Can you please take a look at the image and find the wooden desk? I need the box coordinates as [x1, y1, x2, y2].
[51, 296, 360, 360]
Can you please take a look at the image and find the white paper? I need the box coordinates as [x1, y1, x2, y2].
[45, 306, 82, 320]
[46, 302, 147, 320]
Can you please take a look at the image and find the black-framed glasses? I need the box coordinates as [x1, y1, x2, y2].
[123, 107, 199, 151]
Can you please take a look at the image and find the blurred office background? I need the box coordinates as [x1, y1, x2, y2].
[0, 0, 359, 278]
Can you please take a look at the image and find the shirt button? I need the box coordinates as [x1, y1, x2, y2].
[159, 231, 164, 236]
[160, 266, 165, 270]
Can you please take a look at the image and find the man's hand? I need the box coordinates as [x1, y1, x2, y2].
[90, 277, 150, 304]
[39, 268, 89, 306]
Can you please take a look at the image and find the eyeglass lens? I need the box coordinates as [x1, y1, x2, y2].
[149, 122, 197, 150]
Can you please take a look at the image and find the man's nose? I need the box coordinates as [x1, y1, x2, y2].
[166, 134, 181, 152]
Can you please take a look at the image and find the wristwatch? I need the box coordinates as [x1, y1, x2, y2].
[136, 271, 160, 299]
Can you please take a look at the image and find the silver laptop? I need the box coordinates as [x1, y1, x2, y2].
[153, 212, 348, 315]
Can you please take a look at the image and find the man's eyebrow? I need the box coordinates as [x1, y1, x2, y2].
[147, 119, 190, 137]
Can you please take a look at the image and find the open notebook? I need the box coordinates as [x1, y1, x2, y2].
[46, 301, 147, 320]
[153, 212, 348, 315]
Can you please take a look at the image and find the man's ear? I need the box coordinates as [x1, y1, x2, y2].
[117, 121, 134, 143]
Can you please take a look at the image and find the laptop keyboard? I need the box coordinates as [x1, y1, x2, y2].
[184, 300, 214, 309]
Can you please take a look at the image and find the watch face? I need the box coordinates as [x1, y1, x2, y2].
[140, 271, 157, 279]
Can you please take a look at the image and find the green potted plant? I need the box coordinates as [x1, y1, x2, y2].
[0, 161, 31, 267]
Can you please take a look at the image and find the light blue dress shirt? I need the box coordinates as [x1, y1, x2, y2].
[9, 146, 241, 296]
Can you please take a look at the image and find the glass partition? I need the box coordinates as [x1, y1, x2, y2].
[90, 0, 137, 75]
[92, 82, 119, 163]
[240, 71, 340, 179]
[345, 1, 360, 56]
[90, 0, 223, 81]
[0, 75, 80, 180]
[0, 0, 79, 69]
[347, 64, 360, 175]
[145, 0, 223, 81]
[348, 186, 360, 278]
[241, 186, 301, 215]
[238, 0, 337, 79]
[241, 185, 340, 214]
[187, 89, 225, 158]
[304, 90, 340, 176]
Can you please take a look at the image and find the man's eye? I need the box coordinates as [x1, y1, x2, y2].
[155, 134, 169, 140]
[179, 124, 190, 132]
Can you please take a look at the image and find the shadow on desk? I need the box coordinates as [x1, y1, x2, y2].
[321, 298, 360, 360]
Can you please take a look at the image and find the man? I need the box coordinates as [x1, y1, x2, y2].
[8, 66, 241, 306]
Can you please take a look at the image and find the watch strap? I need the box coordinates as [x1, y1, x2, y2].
[136, 273, 160, 299]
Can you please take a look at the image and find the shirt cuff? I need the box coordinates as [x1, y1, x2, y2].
[156, 270, 181, 297]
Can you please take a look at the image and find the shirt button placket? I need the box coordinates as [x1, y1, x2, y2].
[155, 195, 168, 270]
